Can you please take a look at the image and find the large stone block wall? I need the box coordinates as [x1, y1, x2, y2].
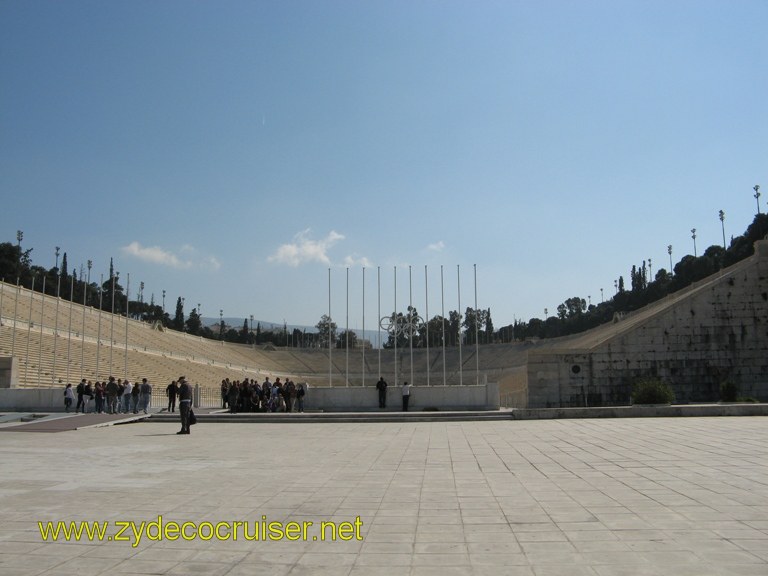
[527, 241, 768, 408]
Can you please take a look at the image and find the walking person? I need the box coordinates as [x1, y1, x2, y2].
[402, 381, 411, 412]
[64, 383, 75, 412]
[75, 379, 85, 413]
[166, 380, 178, 413]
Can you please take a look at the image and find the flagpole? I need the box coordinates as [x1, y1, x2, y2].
[328, 268, 332, 387]
[96, 274, 103, 378]
[38, 275, 45, 385]
[440, 265, 445, 386]
[474, 263, 479, 386]
[377, 266, 381, 378]
[66, 275, 74, 386]
[409, 265, 413, 388]
[25, 275, 35, 385]
[393, 266, 397, 388]
[345, 267, 349, 387]
[362, 266, 365, 387]
[425, 265, 429, 387]
[124, 273, 130, 381]
[457, 265, 462, 386]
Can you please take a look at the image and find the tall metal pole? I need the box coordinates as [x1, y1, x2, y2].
[425, 265, 429, 387]
[719, 210, 726, 249]
[52, 247, 60, 383]
[377, 266, 381, 378]
[408, 265, 413, 388]
[362, 266, 365, 387]
[124, 273, 130, 381]
[96, 275, 103, 378]
[457, 265, 462, 386]
[38, 275, 46, 385]
[393, 266, 397, 388]
[80, 265, 87, 379]
[474, 264, 479, 386]
[440, 265, 445, 386]
[11, 278, 19, 357]
[25, 275, 35, 385]
[328, 268, 332, 387]
[668, 245, 673, 274]
[754, 185, 761, 215]
[109, 273, 115, 376]
[345, 267, 349, 387]
[66, 275, 74, 386]
[691, 228, 697, 258]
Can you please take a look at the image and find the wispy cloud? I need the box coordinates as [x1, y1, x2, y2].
[122, 242, 220, 271]
[426, 240, 445, 252]
[343, 255, 372, 268]
[268, 229, 345, 267]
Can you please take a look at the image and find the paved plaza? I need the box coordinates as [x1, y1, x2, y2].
[0, 416, 766, 576]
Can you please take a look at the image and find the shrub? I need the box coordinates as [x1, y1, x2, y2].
[720, 380, 739, 402]
[632, 377, 675, 405]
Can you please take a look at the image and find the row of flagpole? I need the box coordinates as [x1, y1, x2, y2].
[0, 270, 129, 386]
[327, 264, 480, 387]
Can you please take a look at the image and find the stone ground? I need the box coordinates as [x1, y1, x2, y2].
[0, 416, 766, 576]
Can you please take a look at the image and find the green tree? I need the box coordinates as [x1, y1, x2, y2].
[315, 314, 337, 348]
[185, 308, 202, 335]
[173, 297, 185, 331]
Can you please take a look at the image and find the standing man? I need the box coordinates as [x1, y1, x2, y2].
[376, 376, 388, 409]
[402, 381, 411, 412]
[75, 379, 86, 413]
[166, 380, 178, 413]
[177, 376, 192, 435]
[139, 378, 152, 414]
[105, 376, 119, 414]
[121, 380, 133, 414]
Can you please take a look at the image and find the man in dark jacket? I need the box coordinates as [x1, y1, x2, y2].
[177, 376, 193, 435]
[166, 380, 178, 413]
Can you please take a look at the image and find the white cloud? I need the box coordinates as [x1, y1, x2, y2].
[343, 255, 372, 268]
[268, 229, 345, 267]
[426, 241, 445, 252]
[122, 242, 220, 271]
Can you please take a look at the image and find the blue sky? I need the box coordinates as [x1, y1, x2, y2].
[1, 1, 766, 332]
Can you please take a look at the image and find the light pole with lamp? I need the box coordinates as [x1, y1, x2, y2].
[754, 185, 761, 215]
[667, 245, 673, 275]
[691, 228, 697, 257]
[719, 210, 726, 250]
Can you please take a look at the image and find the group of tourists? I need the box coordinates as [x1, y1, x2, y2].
[220, 377, 306, 413]
[63, 377, 153, 414]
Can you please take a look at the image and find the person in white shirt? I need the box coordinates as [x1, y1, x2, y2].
[121, 380, 133, 414]
[402, 381, 411, 412]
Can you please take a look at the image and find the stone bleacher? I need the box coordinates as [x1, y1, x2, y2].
[0, 281, 527, 393]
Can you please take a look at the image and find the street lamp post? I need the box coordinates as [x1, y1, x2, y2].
[755, 185, 761, 215]
[691, 228, 697, 257]
[719, 210, 726, 249]
[86, 260, 92, 306]
[667, 245, 673, 275]
[219, 309, 223, 340]
[16, 230, 23, 279]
